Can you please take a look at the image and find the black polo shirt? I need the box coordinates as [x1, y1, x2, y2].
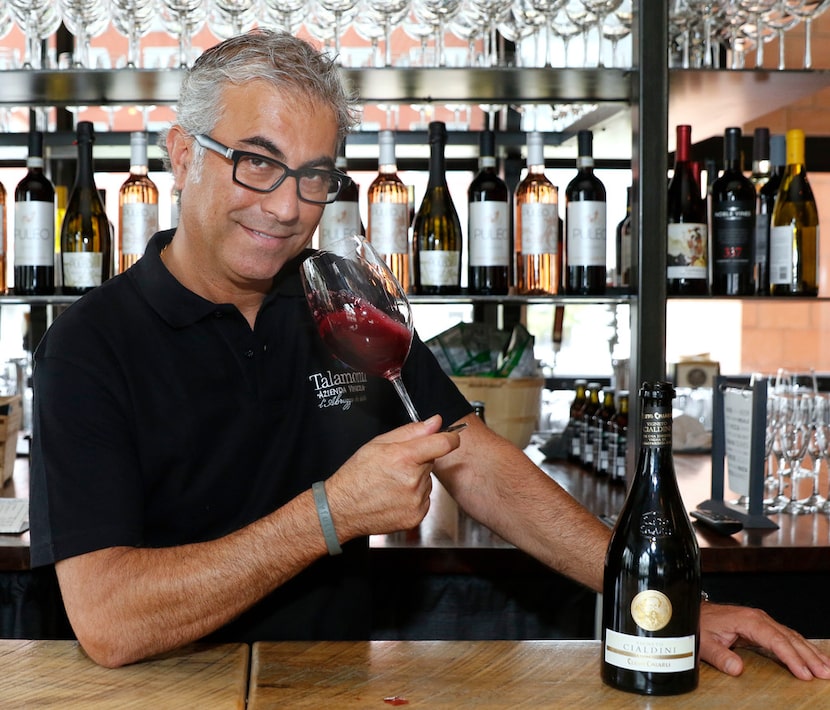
[29, 229, 472, 641]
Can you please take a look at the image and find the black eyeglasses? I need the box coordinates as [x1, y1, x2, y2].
[193, 134, 350, 205]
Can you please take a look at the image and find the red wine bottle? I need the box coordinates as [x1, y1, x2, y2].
[614, 186, 632, 288]
[602, 381, 701, 695]
[756, 134, 785, 295]
[667, 125, 707, 295]
[413, 121, 462, 295]
[468, 130, 510, 295]
[710, 127, 755, 296]
[565, 130, 606, 295]
[14, 130, 55, 295]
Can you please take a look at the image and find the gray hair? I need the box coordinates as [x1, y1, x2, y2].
[159, 29, 359, 174]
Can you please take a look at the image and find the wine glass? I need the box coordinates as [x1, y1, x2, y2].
[10, 0, 62, 69]
[111, 0, 156, 68]
[778, 390, 813, 514]
[364, 0, 411, 66]
[207, 0, 261, 40]
[57, 0, 112, 68]
[160, 0, 208, 68]
[301, 234, 421, 422]
[783, 0, 830, 68]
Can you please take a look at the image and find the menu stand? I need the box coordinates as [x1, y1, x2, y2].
[698, 376, 778, 529]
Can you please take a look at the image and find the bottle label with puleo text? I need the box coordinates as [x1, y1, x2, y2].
[604, 627, 696, 673]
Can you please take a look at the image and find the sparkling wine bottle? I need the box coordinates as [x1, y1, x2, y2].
[60, 121, 112, 294]
[756, 134, 786, 295]
[468, 130, 510, 295]
[413, 121, 462, 295]
[14, 130, 55, 295]
[367, 130, 409, 290]
[710, 127, 755, 296]
[667, 125, 708, 295]
[515, 131, 559, 295]
[565, 130, 606, 295]
[770, 129, 819, 296]
[118, 131, 159, 273]
[318, 140, 364, 251]
[602, 381, 701, 696]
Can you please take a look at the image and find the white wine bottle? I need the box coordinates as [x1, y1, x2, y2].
[769, 128, 819, 297]
[515, 131, 559, 295]
[367, 131, 409, 290]
[15, 130, 55, 295]
[602, 381, 701, 695]
[318, 140, 363, 251]
[413, 121, 462, 295]
[61, 121, 112, 294]
[118, 131, 159, 273]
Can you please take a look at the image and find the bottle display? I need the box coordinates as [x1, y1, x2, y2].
[319, 140, 364, 251]
[567, 379, 588, 463]
[515, 131, 559, 295]
[565, 130, 606, 295]
[770, 128, 819, 297]
[710, 127, 756, 296]
[602, 381, 701, 695]
[615, 187, 632, 289]
[468, 130, 510, 295]
[413, 121, 462, 295]
[118, 131, 159, 273]
[592, 388, 616, 475]
[60, 121, 112, 294]
[368, 130, 410, 291]
[14, 130, 55, 295]
[756, 134, 786, 295]
[667, 125, 707, 295]
[609, 391, 629, 485]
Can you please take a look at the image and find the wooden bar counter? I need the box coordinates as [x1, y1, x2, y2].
[248, 639, 830, 708]
[0, 640, 249, 708]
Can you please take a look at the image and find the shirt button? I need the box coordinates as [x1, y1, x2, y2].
[245, 349, 254, 358]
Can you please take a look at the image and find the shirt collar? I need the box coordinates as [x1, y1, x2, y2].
[129, 230, 313, 328]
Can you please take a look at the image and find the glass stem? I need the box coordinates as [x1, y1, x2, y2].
[390, 376, 420, 423]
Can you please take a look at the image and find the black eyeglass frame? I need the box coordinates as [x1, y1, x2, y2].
[192, 133, 350, 205]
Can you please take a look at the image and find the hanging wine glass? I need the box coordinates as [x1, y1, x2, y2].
[9, 0, 62, 69]
[364, 0, 411, 66]
[761, 2, 800, 70]
[783, 0, 830, 68]
[458, 0, 512, 66]
[738, 0, 778, 67]
[353, 6, 387, 67]
[261, 0, 306, 34]
[207, 0, 262, 40]
[498, 0, 546, 67]
[111, 0, 156, 68]
[315, 0, 362, 59]
[580, 0, 622, 67]
[564, 0, 597, 66]
[550, 6, 582, 66]
[412, 0, 463, 67]
[160, 0, 208, 69]
[402, 7, 437, 66]
[601, 1, 631, 67]
[57, 0, 112, 68]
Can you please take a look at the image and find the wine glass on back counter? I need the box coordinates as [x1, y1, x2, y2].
[301, 234, 420, 423]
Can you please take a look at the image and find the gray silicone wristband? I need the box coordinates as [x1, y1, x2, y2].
[312, 481, 342, 556]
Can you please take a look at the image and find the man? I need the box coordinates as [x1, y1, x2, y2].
[30, 30, 830, 680]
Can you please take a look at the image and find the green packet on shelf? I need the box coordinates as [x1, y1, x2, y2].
[425, 322, 536, 378]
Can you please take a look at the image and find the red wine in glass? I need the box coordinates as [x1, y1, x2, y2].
[301, 234, 421, 421]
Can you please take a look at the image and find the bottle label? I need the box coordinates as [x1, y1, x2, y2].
[419, 251, 459, 287]
[769, 224, 797, 285]
[469, 201, 510, 266]
[604, 628, 696, 673]
[63, 252, 103, 289]
[642, 406, 672, 447]
[712, 200, 754, 272]
[755, 213, 770, 266]
[666, 223, 707, 279]
[520, 202, 558, 255]
[369, 202, 408, 254]
[566, 201, 606, 266]
[319, 202, 363, 251]
[121, 203, 159, 256]
[14, 202, 55, 266]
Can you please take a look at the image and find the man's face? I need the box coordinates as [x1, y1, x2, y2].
[175, 79, 339, 291]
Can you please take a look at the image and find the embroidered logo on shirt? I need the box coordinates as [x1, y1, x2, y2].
[308, 369, 368, 411]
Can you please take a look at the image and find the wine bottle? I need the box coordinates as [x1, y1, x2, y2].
[615, 186, 632, 289]
[710, 127, 756, 296]
[565, 130, 606, 295]
[592, 388, 616, 475]
[756, 134, 786, 295]
[770, 128, 819, 297]
[751, 128, 771, 294]
[118, 131, 159, 273]
[609, 390, 629, 485]
[413, 121, 462, 295]
[567, 378, 588, 463]
[602, 381, 701, 695]
[0, 177, 6, 295]
[468, 130, 510, 295]
[14, 130, 55, 295]
[60, 121, 112, 294]
[318, 140, 364, 251]
[579, 382, 602, 470]
[170, 187, 180, 229]
[515, 131, 559, 295]
[667, 125, 708, 296]
[367, 130, 410, 290]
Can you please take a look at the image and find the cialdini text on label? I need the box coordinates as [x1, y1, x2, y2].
[604, 629, 696, 673]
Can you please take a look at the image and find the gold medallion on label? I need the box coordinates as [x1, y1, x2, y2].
[630, 590, 672, 631]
